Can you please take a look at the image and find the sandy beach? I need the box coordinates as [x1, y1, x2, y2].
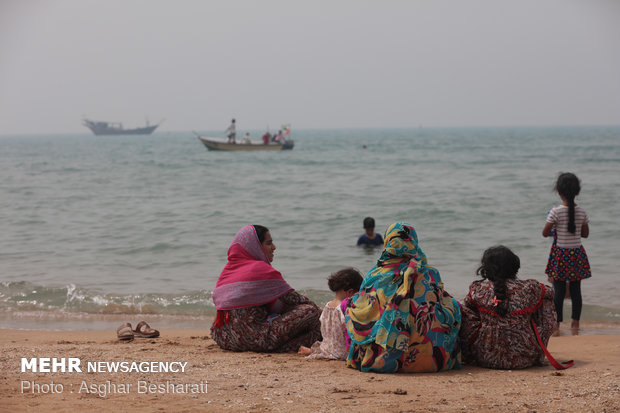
[1, 321, 619, 413]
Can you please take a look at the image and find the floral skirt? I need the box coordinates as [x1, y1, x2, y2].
[545, 244, 591, 282]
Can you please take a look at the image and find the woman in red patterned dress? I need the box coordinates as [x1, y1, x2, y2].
[459, 246, 556, 369]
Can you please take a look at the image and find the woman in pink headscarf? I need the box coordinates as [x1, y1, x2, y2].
[210, 224, 322, 352]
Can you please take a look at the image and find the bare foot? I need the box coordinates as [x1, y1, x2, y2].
[298, 346, 312, 356]
[571, 320, 580, 335]
[552, 322, 560, 337]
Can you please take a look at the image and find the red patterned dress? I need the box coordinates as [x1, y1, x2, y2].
[459, 279, 556, 369]
[210, 290, 321, 352]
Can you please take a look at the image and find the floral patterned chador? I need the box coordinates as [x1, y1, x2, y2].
[344, 222, 462, 373]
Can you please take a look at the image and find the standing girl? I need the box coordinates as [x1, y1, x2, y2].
[542, 172, 591, 332]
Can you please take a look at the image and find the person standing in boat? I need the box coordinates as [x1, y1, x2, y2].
[274, 130, 283, 143]
[262, 130, 271, 144]
[226, 118, 236, 144]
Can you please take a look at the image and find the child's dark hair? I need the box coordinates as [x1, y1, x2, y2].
[363, 217, 375, 229]
[555, 172, 581, 234]
[476, 246, 520, 316]
[253, 225, 269, 243]
[328, 267, 363, 292]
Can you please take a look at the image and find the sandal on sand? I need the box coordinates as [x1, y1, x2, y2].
[117, 323, 134, 341]
[133, 321, 160, 338]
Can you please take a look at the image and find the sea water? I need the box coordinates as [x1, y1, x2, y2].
[1, 126, 619, 329]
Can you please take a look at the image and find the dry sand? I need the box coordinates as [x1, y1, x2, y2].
[1, 323, 619, 413]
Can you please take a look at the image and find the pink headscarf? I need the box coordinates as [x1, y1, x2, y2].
[212, 225, 293, 310]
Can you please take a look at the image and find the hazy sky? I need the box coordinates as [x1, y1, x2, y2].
[1, 0, 619, 134]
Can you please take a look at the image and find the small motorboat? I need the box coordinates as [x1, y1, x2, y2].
[194, 132, 294, 151]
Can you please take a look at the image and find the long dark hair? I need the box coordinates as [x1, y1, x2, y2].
[252, 225, 269, 243]
[555, 172, 581, 234]
[476, 245, 520, 316]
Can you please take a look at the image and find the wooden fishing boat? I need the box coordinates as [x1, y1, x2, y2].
[82, 118, 163, 135]
[194, 133, 294, 151]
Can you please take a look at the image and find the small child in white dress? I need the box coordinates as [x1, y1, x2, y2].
[298, 268, 363, 360]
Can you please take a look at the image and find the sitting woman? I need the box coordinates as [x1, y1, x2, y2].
[459, 246, 556, 369]
[344, 222, 462, 373]
[210, 224, 322, 352]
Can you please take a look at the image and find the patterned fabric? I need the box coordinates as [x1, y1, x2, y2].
[212, 225, 292, 310]
[344, 222, 462, 373]
[340, 298, 352, 351]
[307, 303, 348, 360]
[546, 243, 591, 282]
[459, 279, 556, 369]
[210, 290, 322, 352]
[229, 224, 270, 264]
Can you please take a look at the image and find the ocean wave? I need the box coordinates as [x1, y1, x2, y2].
[0, 281, 215, 316]
[0, 282, 335, 318]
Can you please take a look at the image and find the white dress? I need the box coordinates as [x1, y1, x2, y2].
[307, 302, 348, 360]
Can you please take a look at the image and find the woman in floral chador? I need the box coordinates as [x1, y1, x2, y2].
[210, 224, 321, 352]
[344, 222, 462, 373]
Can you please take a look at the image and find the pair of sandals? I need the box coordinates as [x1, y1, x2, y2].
[117, 321, 160, 341]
